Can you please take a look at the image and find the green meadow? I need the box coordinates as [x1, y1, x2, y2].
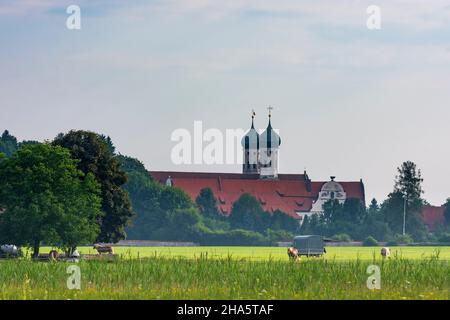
[38, 245, 450, 261]
[1, 246, 449, 300]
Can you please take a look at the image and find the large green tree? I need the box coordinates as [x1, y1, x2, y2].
[361, 198, 392, 241]
[0, 143, 102, 257]
[229, 193, 270, 233]
[367, 198, 379, 216]
[444, 198, 450, 226]
[196, 188, 219, 219]
[118, 155, 165, 239]
[270, 209, 298, 233]
[382, 161, 427, 241]
[300, 213, 325, 236]
[53, 130, 134, 243]
[394, 161, 424, 199]
[159, 187, 193, 212]
[321, 199, 362, 239]
[119, 155, 151, 178]
[299, 215, 312, 235]
[0, 130, 18, 157]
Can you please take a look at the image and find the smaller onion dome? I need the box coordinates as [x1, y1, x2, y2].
[259, 109, 281, 149]
[241, 111, 260, 150]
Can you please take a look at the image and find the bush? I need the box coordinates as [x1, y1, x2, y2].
[225, 229, 269, 246]
[169, 208, 201, 227]
[196, 228, 270, 246]
[438, 233, 450, 243]
[395, 234, 413, 245]
[202, 217, 230, 231]
[386, 240, 398, 246]
[363, 236, 379, 246]
[266, 229, 293, 244]
[332, 233, 351, 242]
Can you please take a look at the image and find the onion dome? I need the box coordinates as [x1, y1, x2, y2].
[241, 111, 260, 149]
[259, 108, 281, 149]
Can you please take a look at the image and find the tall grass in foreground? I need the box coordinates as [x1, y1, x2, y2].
[0, 256, 448, 300]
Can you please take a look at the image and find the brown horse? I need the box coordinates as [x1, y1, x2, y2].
[287, 247, 299, 260]
[49, 250, 59, 261]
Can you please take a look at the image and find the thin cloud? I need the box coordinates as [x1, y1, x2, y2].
[3, 0, 450, 31]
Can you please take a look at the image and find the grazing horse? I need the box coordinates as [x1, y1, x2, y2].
[287, 247, 299, 260]
[93, 244, 114, 255]
[380, 247, 391, 259]
[49, 250, 59, 261]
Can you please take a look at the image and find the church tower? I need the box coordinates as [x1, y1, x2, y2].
[241, 110, 260, 174]
[259, 107, 281, 179]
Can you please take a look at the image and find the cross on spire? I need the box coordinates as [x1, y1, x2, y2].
[268, 106, 273, 118]
[250, 109, 256, 129]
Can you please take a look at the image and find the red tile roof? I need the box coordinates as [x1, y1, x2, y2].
[421, 205, 445, 231]
[150, 171, 365, 219]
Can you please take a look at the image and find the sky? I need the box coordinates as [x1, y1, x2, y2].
[1, 0, 450, 205]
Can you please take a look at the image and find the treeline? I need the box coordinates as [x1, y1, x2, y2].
[0, 130, 298, 252]
[300, 162, 450, 244]
[1, 130, 450, 251]
[119, 155, 450, 245]
[120, 155, 297, 245]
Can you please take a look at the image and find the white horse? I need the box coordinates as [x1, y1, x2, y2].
[380, 247, 391, 258]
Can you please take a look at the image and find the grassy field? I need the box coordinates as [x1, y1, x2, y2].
[38, 245, 450, 261]
[1, 246, 449, 300]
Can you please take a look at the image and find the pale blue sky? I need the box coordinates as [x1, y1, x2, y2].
[1, 0, 450, 205]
